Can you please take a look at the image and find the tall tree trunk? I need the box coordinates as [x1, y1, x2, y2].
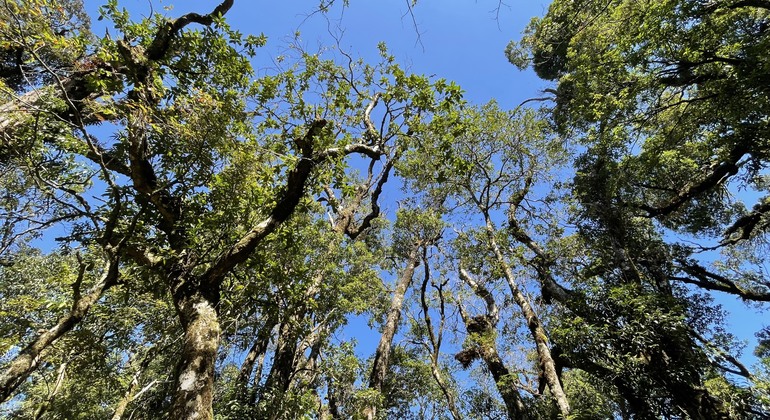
[363, 244, 421, 419]
[484, 217, 571, 417]
[169, 288, 221, 420]
[258, 268, 332, 414]
[457, 269, 529, 420]
[420, 263, 463, 420]
[479, 341, 528, 419]
[0, 259, 118, 403]
[259, 318, 302, 419]
[427, 360, 463, 420]
[236, 318, 275, 405]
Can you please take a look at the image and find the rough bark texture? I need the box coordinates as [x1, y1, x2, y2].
[111, 379, 137, 420]
[169, 290, 221, 420]
[0, 260, 118, 403]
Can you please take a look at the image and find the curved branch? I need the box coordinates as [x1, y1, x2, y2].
[345, 154, 395, 240]
[691, 330, 754, 379]
[0, 257, 120, 403]
[674, 260, 770, 301]
[507, 217, 575, 304]
[204, 120, 330, 284]
[638, 144, 748, 218]
[458, 267, 498, 324]
[146, 0, 235, 61]
[722, 198, 770, 245]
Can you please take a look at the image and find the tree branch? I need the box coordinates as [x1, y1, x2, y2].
[345, 154, 395, 240]
[204, 120, 328, 284]
[722, 198, 770, 245]
[146, 0, 235, 61]
[637, 143, 748, 218]
[673, 260, 770, 301]
[0, 257, 120, 403]
[458, 267, 499, 324]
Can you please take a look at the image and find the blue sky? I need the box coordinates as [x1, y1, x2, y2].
[78, 0, 764, 379]
[84, 0, 550, 107]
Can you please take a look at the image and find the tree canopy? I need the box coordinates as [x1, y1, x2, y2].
[0, 0, 769, 419]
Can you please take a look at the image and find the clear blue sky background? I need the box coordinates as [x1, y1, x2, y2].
[84, 0, 550, 106]
[79, 0, 764, 372]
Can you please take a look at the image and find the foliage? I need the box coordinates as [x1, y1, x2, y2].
[512, 0, 770, 417]
[0, 0, 768, 419]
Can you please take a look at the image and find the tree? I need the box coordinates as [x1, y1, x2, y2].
[511, 0, 770, 417]
[399, 101, 575, 417]
[5, 0, 769, 418]
[511, 0, 770, 293]
[0, 1, 463, 418]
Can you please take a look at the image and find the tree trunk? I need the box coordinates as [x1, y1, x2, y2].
[485, 218, 571, 417]
[0, 260, 117, 403]
[259, 269, 330, 414]
[290, 322, 329, 393]
[458, 269, 528, 420]
[236, 317, 275, 405]
[169, 289, 221, 420]
[480, 340, 528, 419]
[264, 320, 300, 395]
[257, 318, 303, 419]
[364, 245, 421, 419]
[505, 268, 570, 417]
[427, 360, 463, 420]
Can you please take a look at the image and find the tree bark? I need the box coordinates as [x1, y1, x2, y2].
[236, 317, 275, 405]
[458, 269, 529, 420]
[0, 259, 118, 403]
[484, 217, 571, 418]
[480, 342, 528, 420]
[169, 289, 221, 420]
[260, 319, 302, 418]
[363, 244, 421, 419]
[420, 264, 463, 420]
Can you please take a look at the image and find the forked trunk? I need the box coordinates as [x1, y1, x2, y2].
[458, 268, 529, 420]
